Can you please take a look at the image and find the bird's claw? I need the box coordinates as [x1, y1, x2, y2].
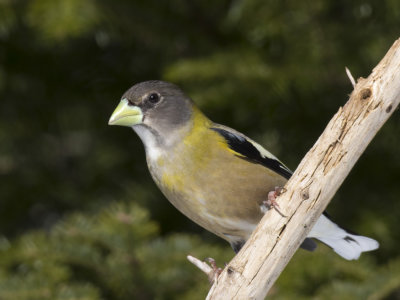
[206, 257, 223, 283]
[263, 186, 287, 217]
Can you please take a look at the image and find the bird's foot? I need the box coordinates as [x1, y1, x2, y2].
[263, 186, 287, 217]
[206, 257, 223, 283]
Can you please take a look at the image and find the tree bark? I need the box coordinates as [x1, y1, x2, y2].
[206, 38, 400, 299]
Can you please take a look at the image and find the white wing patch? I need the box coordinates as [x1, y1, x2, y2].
[248, 139, 292, 175]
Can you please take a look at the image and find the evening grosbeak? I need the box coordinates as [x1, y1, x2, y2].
[108, 80, 379, 260]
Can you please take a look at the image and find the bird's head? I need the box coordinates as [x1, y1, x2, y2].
[108, 80, 195, 148]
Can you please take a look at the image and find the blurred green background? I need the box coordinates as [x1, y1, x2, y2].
[0, 0, 399, 299]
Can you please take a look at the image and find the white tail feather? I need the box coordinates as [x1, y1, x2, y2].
[308, 214, 379, 260]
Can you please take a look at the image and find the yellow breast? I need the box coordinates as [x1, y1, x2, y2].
[147, 107, 287, 241]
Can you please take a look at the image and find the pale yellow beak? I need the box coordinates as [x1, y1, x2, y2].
[108, 98, 143, 127]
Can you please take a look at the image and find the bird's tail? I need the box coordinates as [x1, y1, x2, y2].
[308, 214, 379, 260]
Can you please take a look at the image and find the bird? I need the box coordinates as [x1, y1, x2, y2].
[108, 80, 379, 260]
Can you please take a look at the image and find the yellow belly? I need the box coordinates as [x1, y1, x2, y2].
[147, 140, 287, 241]
[145, 108, 288, 241]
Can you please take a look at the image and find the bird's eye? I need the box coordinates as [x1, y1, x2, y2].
[148, 93, 160, 104]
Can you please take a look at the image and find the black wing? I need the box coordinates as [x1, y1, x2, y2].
[212, 127, 318, 252]
[211, 127, 292, 179]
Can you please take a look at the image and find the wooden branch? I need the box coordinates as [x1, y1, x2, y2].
[205, 38, 400, 299]
[345, 67, 356, 87]
[187, 255, 220, 283]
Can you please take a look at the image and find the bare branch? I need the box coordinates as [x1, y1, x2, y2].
[205, 38, 400, 299]
[187, 255, 219, 283]
[345, 66, 356, 88]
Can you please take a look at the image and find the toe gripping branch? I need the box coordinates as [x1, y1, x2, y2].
[263, 186, 287, 217]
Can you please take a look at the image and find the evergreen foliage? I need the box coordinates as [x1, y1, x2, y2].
[0, 202, 231, 299]
[1, 0, 399, 298]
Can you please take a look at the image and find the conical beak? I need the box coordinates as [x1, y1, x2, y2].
[108, 98, 143, 127]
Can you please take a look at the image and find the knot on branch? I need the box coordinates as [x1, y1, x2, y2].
[360, 88, 372, 101]
[301, 189, 309, 200]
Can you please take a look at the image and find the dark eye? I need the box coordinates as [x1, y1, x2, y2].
[148, 93, 160, 104]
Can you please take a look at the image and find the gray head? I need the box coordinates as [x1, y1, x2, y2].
[108, 80, 194, 149]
